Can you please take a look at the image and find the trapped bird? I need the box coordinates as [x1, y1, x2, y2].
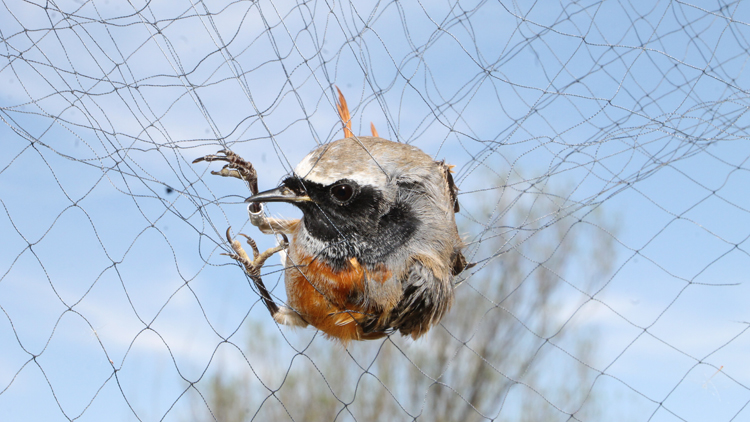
[194, 88, 471, 343]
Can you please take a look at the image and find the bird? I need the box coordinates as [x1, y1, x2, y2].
[194, 88, 471, 344]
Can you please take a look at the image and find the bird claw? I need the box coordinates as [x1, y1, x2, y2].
[237, 233, 260, 260]
[220, 251, 252, 270]
[224, 227, 259, 275]
[223, 227, 285, 316]
[223, 228, 287, 273]
[193, 150, 259, 198]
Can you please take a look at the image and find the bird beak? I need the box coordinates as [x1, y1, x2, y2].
[245, 185, 312, 204]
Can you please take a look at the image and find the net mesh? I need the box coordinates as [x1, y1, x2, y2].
[1, 0, 749, 421]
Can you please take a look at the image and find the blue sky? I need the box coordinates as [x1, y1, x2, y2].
[1, 0, 750, 421]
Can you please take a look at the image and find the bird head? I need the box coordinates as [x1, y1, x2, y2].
[246, 137, 460, 273]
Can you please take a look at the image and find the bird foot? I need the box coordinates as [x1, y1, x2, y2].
[221, 227, 287, 316]
[222, 228, 287, 276]
[193, 150, 259, 199]
[195, 151, 298, 321]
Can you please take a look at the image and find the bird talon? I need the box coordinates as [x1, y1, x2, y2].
[220, 251, 253, 271]
[223, 227, 255, 271]
[279, 233, 289, 247]
[193, 149, 259, 193]
[238, 233, 260, 259]
[223, 227, 287, 279]
[220, 251, 238, 261]
[222, 226, 282, 317]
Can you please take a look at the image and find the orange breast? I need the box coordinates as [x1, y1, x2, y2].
[284, 246, 392, 343]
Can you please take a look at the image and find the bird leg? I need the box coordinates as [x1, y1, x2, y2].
[194, 149, 284, 316]
[222, 227, 288, 317]
[248, 206, 300, 235]
[195, 150, 308, 326]
[223, 228, 308, 327]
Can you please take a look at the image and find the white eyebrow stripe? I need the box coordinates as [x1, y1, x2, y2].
[300, 170, 383, 188]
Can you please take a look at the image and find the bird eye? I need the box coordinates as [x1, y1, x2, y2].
[330, 183, 354, 202]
